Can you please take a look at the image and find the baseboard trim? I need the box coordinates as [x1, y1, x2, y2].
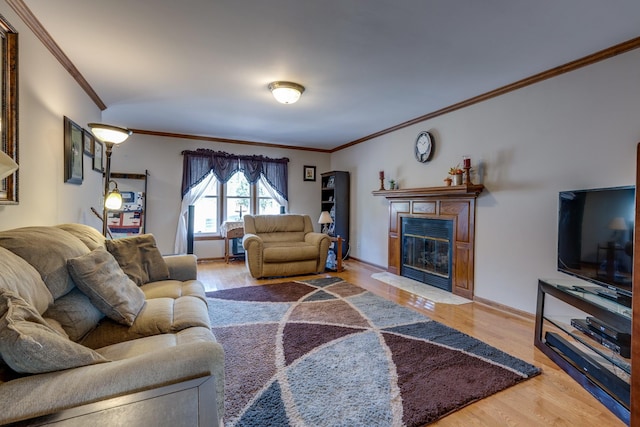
[473, 296, 534, 321]
[346, 256, 386, 271]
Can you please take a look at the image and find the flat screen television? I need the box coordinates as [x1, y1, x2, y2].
[557, 185, 634, 297]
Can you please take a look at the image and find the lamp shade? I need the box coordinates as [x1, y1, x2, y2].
[0, 150, 17, 180]
[318, 211, 333, 224]
[105, 190, 123, 210]
[104, 180, 123, 210]
[268, 81, 305, 104]
[88, 123, 132, 144]
[609, 217, 628, 230]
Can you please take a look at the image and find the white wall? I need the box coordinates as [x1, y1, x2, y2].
[333, 49, 640, 314]
[0, 5, 102, 231]
[110, 134, 331, 255]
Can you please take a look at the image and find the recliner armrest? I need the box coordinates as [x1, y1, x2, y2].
[305, 232, 331, 247]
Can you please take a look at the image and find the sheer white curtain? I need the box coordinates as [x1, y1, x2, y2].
[260, 175, 288, 213]
[173, 172, 216, 254]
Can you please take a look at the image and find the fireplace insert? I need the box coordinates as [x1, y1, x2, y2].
[401, 217, 453, 291]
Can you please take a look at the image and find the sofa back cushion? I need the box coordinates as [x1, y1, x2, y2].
[56, 223, 106, 251]
[243, 214, 312, 243]
[0, 247, 53, 314]
[0, 226, 90, 299]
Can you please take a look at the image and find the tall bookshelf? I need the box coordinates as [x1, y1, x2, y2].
[320, 171, 349, 259]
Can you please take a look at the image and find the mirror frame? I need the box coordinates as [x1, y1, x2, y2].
[0, 14, 18, 204]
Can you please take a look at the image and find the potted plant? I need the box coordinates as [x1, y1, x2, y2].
[449, 165, 464, 185]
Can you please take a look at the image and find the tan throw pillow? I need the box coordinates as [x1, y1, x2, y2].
[68, 248, 146, 326]
[105, 234, 170, 286]
[0, 289, 108, 374]
[43, 288, 105, 342]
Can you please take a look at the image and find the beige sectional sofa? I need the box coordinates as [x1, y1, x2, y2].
[0, 224, 223, 426]
[242, 214, 331, 278]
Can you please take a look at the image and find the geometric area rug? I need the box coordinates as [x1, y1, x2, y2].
[206, 277, 540, 427]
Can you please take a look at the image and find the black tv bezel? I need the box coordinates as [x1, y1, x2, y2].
[557, 185, 634, 298]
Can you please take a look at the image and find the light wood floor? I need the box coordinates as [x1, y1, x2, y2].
[197, 258, 625, 427]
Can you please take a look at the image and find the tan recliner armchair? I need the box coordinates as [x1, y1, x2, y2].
[242, 214, 331, 278]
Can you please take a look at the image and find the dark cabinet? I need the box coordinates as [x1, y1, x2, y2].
[321, 171, 349, 259]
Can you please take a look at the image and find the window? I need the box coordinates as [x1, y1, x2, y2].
[193, 171, 281, 235]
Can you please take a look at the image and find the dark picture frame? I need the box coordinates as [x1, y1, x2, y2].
[0, 17, 18, 204]
[303, 165, 316, 182]
[93, 140, 104, 172]
[63, 116, 83, 184]
[83, 129, 94, 156]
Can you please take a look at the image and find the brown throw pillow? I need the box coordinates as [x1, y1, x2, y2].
[105, 234, 170, 286]
[0, 289, 108, 374]
[68, 248, 146, 326]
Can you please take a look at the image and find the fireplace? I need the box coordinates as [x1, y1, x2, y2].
[372, 184, 483, 299]
[401, 217, 453, 292]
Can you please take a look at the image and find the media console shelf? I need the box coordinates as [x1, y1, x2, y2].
[535, 278, 631, 424]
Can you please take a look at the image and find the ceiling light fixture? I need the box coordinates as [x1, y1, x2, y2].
[268, 81, 305, 104]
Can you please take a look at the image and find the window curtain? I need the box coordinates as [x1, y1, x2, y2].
[174, 172, 216, 254]
[180, 149, 289, 199]
[175, 150, 289, 254]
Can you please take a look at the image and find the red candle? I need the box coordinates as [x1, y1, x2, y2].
[379, 170, 384, 180]
[463, 157, 471, 168]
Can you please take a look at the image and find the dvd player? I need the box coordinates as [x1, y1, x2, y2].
[571, 318, 630, 358]
[585, 317, 631, 344]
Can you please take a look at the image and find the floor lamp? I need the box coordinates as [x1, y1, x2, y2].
[88, 123, 132, 236]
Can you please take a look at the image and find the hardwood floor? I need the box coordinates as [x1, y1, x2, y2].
[197, 258, 625, 426]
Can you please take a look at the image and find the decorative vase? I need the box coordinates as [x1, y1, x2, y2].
[444, 177, 452, 186]
[452, 173, 463, 185]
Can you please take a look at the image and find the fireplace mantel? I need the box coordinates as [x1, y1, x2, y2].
[372, 184, 484, 199]
[372, 184, 484, 299]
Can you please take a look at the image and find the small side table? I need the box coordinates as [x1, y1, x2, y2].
[329, 236, 343, 273]
[221, 221, 244, 263]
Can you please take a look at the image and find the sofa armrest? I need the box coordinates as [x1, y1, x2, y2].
[0, 341, 224, 425]
[163, 254, 198, 281]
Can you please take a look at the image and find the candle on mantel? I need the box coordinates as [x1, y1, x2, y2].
[463, 156, 471, 168]
[379, 170, 384, 180]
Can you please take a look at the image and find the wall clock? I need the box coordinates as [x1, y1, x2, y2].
[414, 131, 434, 163]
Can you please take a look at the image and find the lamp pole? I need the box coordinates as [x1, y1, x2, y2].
[102, 141, 115, 237]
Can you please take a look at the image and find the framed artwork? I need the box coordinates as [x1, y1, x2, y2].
[63, 116, 83, 184]
[303, 165, 316, 181]
[0, 17, 18, 204]
[93, 140, 104, 172]
[83, 129, 94, 156]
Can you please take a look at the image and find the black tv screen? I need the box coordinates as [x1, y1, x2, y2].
[557, 186, 635, 297]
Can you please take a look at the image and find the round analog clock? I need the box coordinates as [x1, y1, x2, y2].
[414, 131, 434, 163]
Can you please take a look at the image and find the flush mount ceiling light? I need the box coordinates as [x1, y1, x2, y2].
[268, 81, 305, 104]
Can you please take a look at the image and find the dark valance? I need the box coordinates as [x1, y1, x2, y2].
[181, 149, 289, 200]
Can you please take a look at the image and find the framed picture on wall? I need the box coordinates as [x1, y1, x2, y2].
[93, 140, 104, 172]
[83, 129, 94, 156]
[63, 116, 83, 184]
[304, 165, 316, 181]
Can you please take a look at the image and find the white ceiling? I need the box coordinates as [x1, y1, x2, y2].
[21, 0, 640, 150]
